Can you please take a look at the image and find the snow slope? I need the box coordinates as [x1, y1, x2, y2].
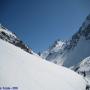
[71, 56, 90, 80]
[0, 39, 87, 90]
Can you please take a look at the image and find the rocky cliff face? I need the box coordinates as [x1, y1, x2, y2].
[0, 25, 33, 54]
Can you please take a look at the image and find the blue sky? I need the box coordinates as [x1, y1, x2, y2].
[0, 0, 90, 52]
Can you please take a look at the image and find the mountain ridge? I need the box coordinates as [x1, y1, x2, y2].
[0, 24, 34, 54]
[41, 14, 90, 67]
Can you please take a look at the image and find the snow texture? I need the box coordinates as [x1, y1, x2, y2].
[0, 39, 87, 90]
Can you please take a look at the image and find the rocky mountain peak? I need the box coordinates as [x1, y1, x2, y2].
[0, 24, 33, 54]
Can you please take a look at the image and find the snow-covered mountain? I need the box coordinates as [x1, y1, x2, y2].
[71, 56, 90, 81]
[0, 24, 33, 54]
[41, 40, 65, 59]
[41, 14, 90, 67]
[41, 40, 66, 65]
[0, 38, 87, 90]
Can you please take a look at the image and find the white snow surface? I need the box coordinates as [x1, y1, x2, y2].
[71, 56, 90, 84]
[0, 39, 87, 90]
[72, 56, 90, 79]
[79, 56, 90, 71]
